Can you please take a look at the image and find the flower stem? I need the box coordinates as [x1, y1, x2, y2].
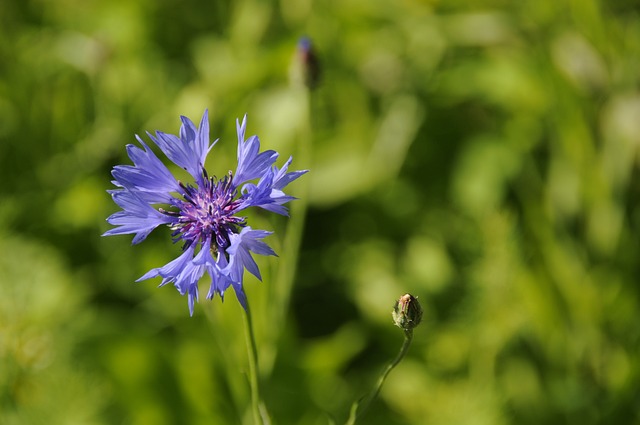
[242, 301, 270, 425]
[273, 88, 311, 324]
[345, 329, 414, 425]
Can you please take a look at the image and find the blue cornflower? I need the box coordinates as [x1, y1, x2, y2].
[104, 110, 307, 315]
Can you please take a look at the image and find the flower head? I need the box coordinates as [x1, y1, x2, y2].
[104, 110, 307, 315]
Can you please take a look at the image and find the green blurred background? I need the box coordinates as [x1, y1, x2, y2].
[2, 0, 640, 424]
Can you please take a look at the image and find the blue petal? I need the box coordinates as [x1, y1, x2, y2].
[231, 280, 248, 310]
[110, 136, 180, 202]
[181, 109, 216, 185]
[150, 110, 215, 185]
[187, 284, 199, 317]
[235, 157, 308, 215]
[174, 256, 206, 296]
[235, 168, 277, 213]
[175, 260, 205, 316]
[111, 167, 176, 204]
[234, 115, 278, 185]
[210, 252, 234, 300]
[137, 244, 207, 316]
[272, 156, 309, 190]
[224, 227, 276, 283]
[193, 239, 232, 300]
[152, 131, 192, 172]
[192, 244, 242, 308]
[137, 244, 196, 285]
[192, 238, 215, 267]
[103, 190, 174, 244]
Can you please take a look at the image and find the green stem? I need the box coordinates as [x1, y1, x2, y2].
[267, 87, 312, 378]
[345, 330, 414, 425]
[273, 88, 311, 327]
[243, 302, 270, 425]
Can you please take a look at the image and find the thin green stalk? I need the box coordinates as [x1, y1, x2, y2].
[273, 88, 311, 328]
[242, 301, 270, 425]
[265, 87, 312, 379]
[345, 330, 414, 425]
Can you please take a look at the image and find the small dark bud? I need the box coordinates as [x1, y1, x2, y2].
[392, 294, 423, 332]
[291, 36, 321, 89]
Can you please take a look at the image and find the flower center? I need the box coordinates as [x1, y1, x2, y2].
[168, 171, 245, 250]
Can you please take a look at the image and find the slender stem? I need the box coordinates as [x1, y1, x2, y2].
[273, 88, 311, 326]
[266, 87, 312, 378]
[243, 302, 270, 425]
[345, 330, 414, 425]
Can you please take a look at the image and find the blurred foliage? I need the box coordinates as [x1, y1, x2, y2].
[2, 0, 640, 424]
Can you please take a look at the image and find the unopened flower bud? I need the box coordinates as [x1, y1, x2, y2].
[290, 36, 321, 89]
[392, 293, 423, 332]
